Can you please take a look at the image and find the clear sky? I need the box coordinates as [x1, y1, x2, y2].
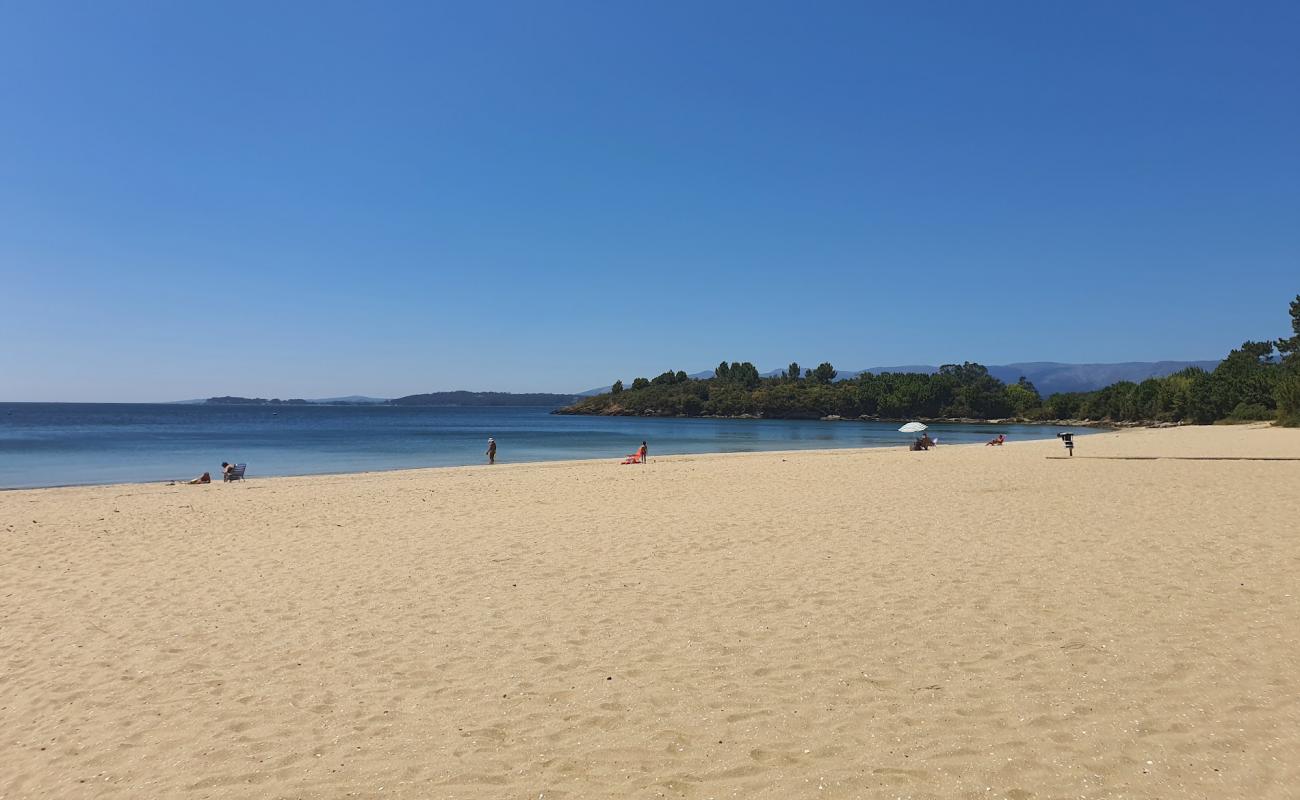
[2, 1, 1297, 401]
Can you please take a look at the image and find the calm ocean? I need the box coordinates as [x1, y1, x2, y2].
[0, 403, 1097, 489]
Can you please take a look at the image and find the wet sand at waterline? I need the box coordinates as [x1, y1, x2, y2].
[3, 424, 1298, 799]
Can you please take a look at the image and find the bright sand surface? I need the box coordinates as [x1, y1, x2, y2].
[2, 424, 1298, 799]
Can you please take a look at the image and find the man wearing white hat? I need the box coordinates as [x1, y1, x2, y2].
[486, 437, 497, 465]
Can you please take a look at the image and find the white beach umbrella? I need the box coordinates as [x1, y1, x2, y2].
[898, 421, 927, 433]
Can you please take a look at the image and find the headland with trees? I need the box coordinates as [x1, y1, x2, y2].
[560, 295, 1300, 427]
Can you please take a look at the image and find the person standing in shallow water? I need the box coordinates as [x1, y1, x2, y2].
[486, 437, 497, 465]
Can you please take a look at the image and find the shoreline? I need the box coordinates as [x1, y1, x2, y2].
[0, 423, 1106, 493]
[19, 423, 1294, 495]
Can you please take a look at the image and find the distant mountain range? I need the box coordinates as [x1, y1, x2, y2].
[966, 361, 1222, 396]
[580, 360, 1222, 398]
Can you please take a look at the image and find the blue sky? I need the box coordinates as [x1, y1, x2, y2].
[2, 1, 1297, 401]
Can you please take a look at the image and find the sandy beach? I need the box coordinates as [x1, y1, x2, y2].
[2, 424, 1298, 799]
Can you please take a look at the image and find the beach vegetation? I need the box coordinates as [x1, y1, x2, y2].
[1222, 403, 1276, 422]
[1004, 380, 1041, 417]
[1275, 375, 1300, 427]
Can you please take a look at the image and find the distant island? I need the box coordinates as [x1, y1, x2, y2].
[204, 396, 312, 406]
[386, 391, 579, 407]
[201, 391, 579, 408]
[561, 295, 1300, 428]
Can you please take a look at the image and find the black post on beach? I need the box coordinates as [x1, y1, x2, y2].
[1057, 432, 1075, 456]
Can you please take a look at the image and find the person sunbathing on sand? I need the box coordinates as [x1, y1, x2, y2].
[186, 472, 211, 484]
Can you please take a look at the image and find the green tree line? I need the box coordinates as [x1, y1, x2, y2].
[564, 295, 1300, 426]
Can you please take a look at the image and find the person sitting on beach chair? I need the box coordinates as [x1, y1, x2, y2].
[986, 434, 1005, 446]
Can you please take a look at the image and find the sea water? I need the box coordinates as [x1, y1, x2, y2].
[0, 403, 1097, 489]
